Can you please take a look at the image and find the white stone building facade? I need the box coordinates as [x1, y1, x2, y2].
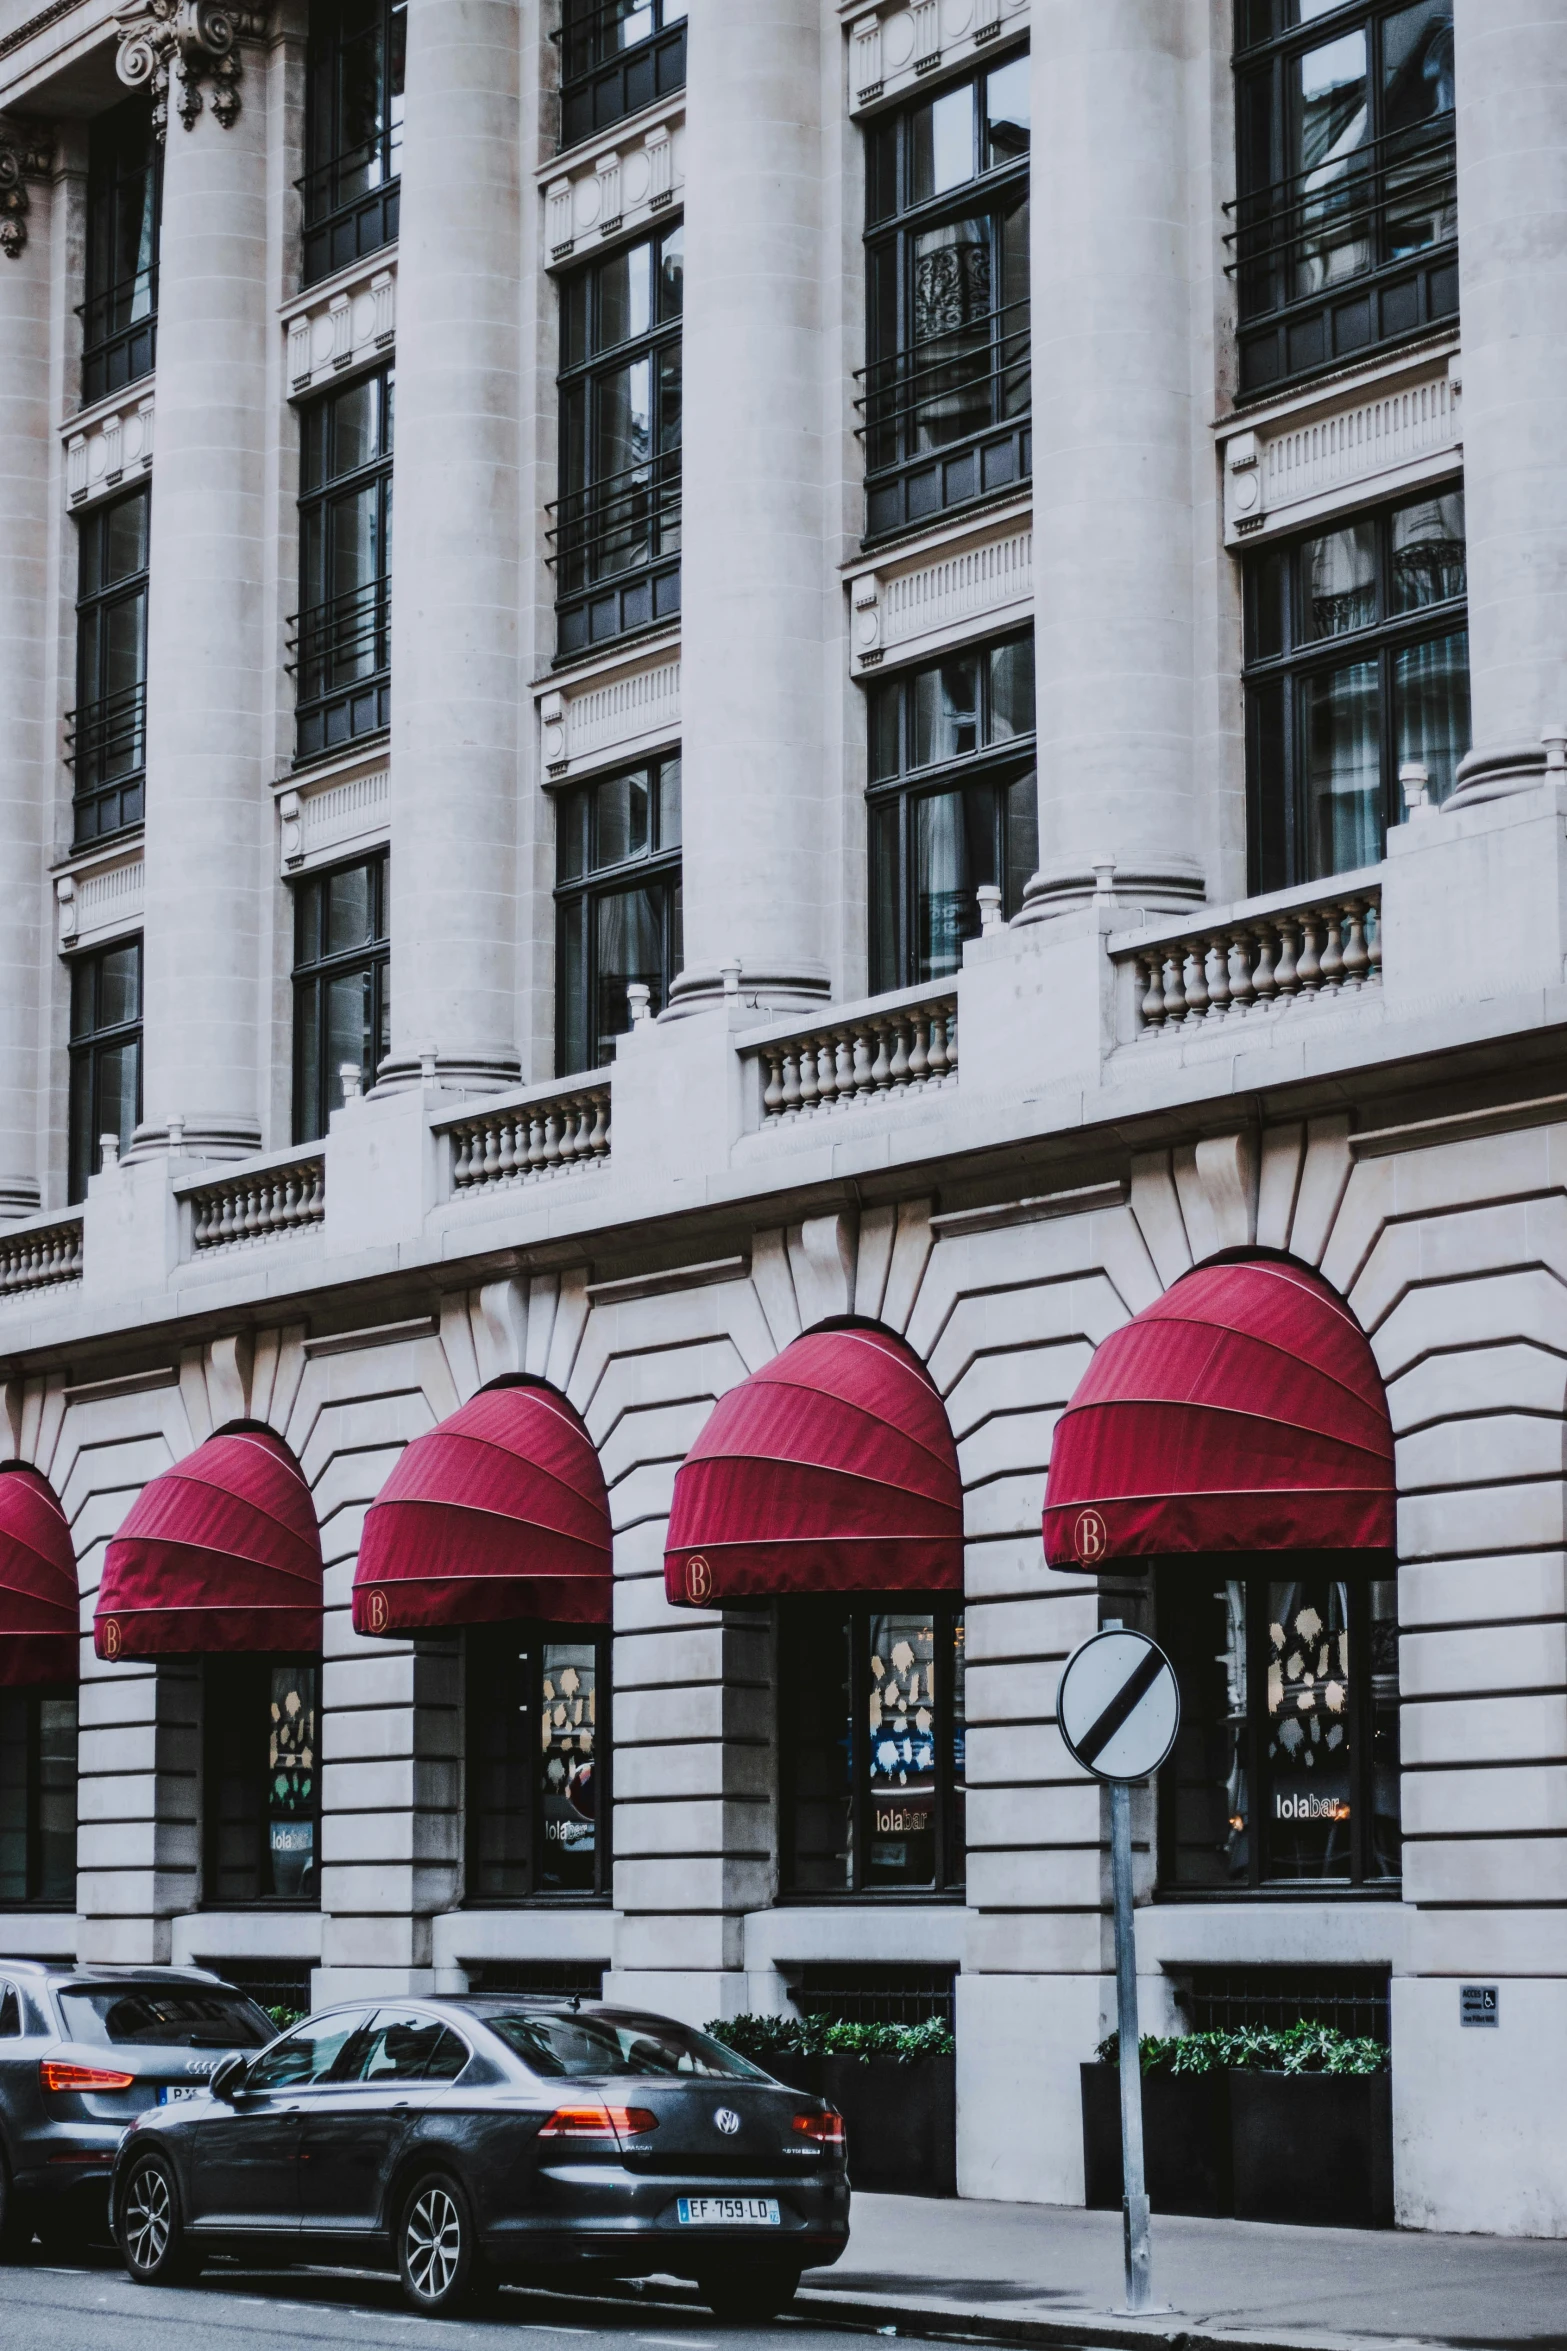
[0, 0, 1563, 2239]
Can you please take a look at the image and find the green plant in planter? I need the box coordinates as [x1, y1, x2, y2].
[1095, 2023, 1387, 2077]
[707, 2013, 956, 2064]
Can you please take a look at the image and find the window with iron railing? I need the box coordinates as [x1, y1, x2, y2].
[553, 225, 682, 659]
[861, 51, 1030, 545]
[80, 94, 160, 409]
[291, 365, 393, 763]
[301, 0, 404, 287]
[292, 852, 389, 1142]
[558, 0, 687, 151]
[67, 485, 148, 851]
[555, 757, 682, 1074]
[1232, 1, 1456, 398]
[67, 937, 141, 1206]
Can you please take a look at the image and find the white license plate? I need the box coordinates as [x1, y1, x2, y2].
[157, 2084, 202, 2104]
[677, 2197, 781, 2227]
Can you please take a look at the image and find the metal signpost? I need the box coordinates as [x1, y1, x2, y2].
[1057, 1625, 1180, 2317]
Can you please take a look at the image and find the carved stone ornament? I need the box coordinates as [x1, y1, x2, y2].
[115, 0, 267, 139]
[0, 119, 54, 261]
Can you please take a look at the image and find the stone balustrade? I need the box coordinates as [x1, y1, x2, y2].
[0, 1213, 84, 1295]
[440, 1076, 612, 1197]
[750, 989, 959, 1125]
[182, 1153, 326, 1251]
[1121, 879, 1383, 1039]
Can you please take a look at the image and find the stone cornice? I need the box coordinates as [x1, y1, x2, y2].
[114, 0, 269, 139]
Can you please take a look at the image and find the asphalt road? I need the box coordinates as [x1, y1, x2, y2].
[0, 2253, 928, 2351]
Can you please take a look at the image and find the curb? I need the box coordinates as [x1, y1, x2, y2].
[791, 2289, 1404, 2351]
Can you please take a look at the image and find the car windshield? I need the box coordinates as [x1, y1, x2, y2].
[58, 1988, 275, 2050]
[485, 2009, 766, 2081]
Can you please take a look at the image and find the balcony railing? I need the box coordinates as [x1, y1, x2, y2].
[549, 451, 682, 655]
[437, 1074, 613, 1199]
[858, 295, 1031, 541]
[65, 680, 146, 846]
[743, 985, 959, 1129]
[78, 270, 157, 407]
[288, 579, 391, 763]
[0, 1213, 84, 1298]
[179, 1151, 326, 1253]
[298, 141, 399, 288]
[557, 0, 687, 150]
[1115, 875, 1383, 1042]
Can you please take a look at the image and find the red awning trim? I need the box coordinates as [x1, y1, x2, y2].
[352, 1382, 612, 1636]
[95, 1427, 323, 1660]
[1043, 1257, 1395, 1570]
[664, 1325, 964, 1607]
[0, 1467, 78, 1688]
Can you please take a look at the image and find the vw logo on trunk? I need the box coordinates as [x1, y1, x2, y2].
[713, 2107, 741, 2135]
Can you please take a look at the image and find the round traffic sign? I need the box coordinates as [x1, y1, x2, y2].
[1057, 1628, 1180, 1784]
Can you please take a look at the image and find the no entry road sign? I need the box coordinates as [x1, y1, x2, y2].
[1057, 1627, 1179, 1785]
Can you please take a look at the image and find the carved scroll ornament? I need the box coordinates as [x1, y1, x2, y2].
[0, 119, 54, 261]
[114, 0, 267, 139]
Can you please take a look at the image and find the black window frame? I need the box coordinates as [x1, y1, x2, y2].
[861, 48, 1032, 545]
[300, 0, 405, 287]
[80, 94, 161, 408]
[201, 1654, 323, 1910]
[1156, 1561, 1401, 1899]
[1231, 0, 1457, 400]
[553, 223, 683, 660]
[779, 1596, 967, 1903]
[867, 630, 1037, 990]
[67, 484, 150, 851]
[292, 363, 394, 765]
[67, 935, 142, 1206]
[464, 1624, 612, 1905]
[291, 851, 390, 1143]
[557, 0, 687, 152]
[554, 754, 682, 1076]
[0, 1685, 79, 1910]
[1243, 481, 1467, 893]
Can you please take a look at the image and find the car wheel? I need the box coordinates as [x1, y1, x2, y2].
[118, 2153, 199, 2286]
[397, 2171, 478, 2317]
[699, 2261, 803, 2323]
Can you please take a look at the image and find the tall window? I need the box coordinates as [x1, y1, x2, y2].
[81, 95, 160, 407]
[1158, 1566, 1400, 1893]
[1244, 486, 1467, 891]
[867, 633, 1036, 991]
[559, 0, 687, 149]
[204, 1657, 321, 1906]
[555, 757, 681, 1073]
[0, 1689, 78, 1908]
[293, 367, 393, 764]
[555, 226, 682, 657]
[68, 939, 141, 1206]
[780, 1601, 966, 1899]
[863, 52, 1030, 543]
[1234, 1, 1456, 397]
[302, 0, 405, 286]
[68, 486, 149, 849]
[466, 1630, 609, 1901]
[292, 853, 389, 1142]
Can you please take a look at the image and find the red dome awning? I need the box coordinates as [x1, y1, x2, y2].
[1043, 1257, 1395, 1570]
[352, 1382, 612, 1637]
[0, 1467, 78, 1688]
[664, 1325, 964, 1608]
[95, 1427, 323, 1660]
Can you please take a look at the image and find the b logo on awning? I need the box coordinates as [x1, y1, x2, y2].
[364, 1588, 390, 1635]
[100, 1617, 122, 1660]
[1072, 1508, 1108, 1565]
[685, 1555, 713, 1604]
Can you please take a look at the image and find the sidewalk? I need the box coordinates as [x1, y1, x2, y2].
[793, 2193, 1567, 2351]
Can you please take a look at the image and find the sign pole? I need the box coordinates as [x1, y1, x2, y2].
[1110, 1775, 1152, 2314]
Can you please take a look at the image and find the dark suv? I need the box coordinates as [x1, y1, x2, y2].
[0, 1961, 275, 2253]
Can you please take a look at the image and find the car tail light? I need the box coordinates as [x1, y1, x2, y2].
[793, 2107, 845, 2148]
[40, 2060, 135, 2094]
[538, 2103, 658, 2145]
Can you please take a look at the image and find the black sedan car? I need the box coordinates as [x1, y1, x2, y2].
[110, 1997, 849, 2319]
[0, 1961, 277, 2253]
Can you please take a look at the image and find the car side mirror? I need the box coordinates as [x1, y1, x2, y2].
[209, 2053, 249, 2103]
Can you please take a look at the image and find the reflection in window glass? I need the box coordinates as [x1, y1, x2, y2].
[467, 1627, 609, 1900]
[1304, 658, 1381, 877]
[68, 938, 142, 1205]
[205, 1656, 321, 1907]
[555, 758, 682, 1073]
[0, 1689, 77, 1907]
[292, 853, 389, 1143]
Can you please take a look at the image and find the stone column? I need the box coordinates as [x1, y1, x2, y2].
[0, 122, 54, 1217]
[1019, 2, 1204, 919]
[121, 11, 271, 1158]
[381, 0, 522, 1093]
[1449, 0, 1567, 801]
[667, 0, 830, 1013]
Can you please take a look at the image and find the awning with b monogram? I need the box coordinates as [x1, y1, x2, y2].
[0, 1465, 79, 1687]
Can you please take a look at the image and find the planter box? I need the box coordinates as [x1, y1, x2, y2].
[1229, 2070, 1393, 2230]
[758, 2050, 827, 2099]
[1081, 2064, 1233, 2218]
[824, 2053, 957, 2198]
